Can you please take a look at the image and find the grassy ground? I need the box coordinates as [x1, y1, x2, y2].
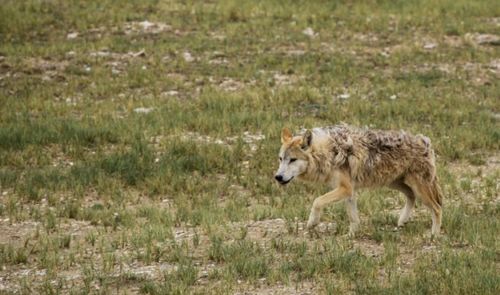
[0, 0, 499, 294]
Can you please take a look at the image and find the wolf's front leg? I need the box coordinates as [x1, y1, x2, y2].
[345, 196, 360, 236]
[307, 207, 321, 229]
[306, 182, 353, 230]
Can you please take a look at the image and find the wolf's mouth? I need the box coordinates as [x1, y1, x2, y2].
[279, 176, 294, 185]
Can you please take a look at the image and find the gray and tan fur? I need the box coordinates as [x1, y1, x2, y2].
[275, 125, 443, 236]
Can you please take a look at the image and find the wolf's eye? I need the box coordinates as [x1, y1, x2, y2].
[289, 158, 297, 163]
[279, 157, 282, 161]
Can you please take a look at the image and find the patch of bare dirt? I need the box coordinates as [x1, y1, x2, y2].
[354, 237, 384, 258]
[86, 48, 147, 75]
[160, 90, 180, 98]
[465, 33, 500, 46]
[0, 261, 178, 294]
[209, 31, 226, 40]
[398, 59, 499, 85]
[208, 75, 257, 92]
[257, 70, 305, 87]
[488, 59, 500, 75]
[0, 217, 95, 247]
[272, 73, 302, 86]
[123, 20, 172, 35]
[230, 218, 338, 246]
[208, 51, 229, 65]
[0, 220, 40, 245]
[234, 281, 318, 295]
[167, 131, 266, 152]
[351, 32, 380, 43]
[0, 218, 99, 292]
[274, 43, 307, 56]
[89, 49, 146, 59]
[448, 155, 499, 177]
[22, 57, 69, 81]
[65, 20, 187, 42]
[0, 55, 10, 81]
[443, 35, 464, 47]
[447, 155, 500, 207]
[24, 58, 68, 73]
[218, 77, 246, 92]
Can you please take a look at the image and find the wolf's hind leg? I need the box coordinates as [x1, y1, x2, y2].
[345, 196, 360, 236]
[389, 180, 416, 227]
[404, 176, 442, 236]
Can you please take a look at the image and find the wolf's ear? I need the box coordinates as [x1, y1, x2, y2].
[301, 129, 312, 150]
[281, 127, 293, 144]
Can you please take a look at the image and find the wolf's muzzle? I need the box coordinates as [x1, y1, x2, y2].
[275, 175, 293, 185]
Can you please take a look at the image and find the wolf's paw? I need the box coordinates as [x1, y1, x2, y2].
[397, 220, 407, 228]
[423, 232, 442, 244]
[306, 214, 320, 229]
[348, 224, 359, 238]
[306, 209, 321, 229]
[429, 231, 441, 241]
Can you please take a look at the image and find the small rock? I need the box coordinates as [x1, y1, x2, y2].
[131, 49, 146, 57]
[476, 34, 500, 45]
[67, 32, 79, 39]
[89, 51, 110, 57]
[65, 97, 77, 105]
[390, 94, 397, 100]
[490, 112, 500, 120]
[162, 90, 179, 97]
[337, 93, 350, 99]
[302, 27, 316, 37]
[423, 43, 437, 49]
[488, 59, 500, 74]
[316, 222, 336, 233]
[182, 51, 194, 62]
[125, 20, 172, 35]
[138, 20, 155, 30]
[133, 107, 154, 114]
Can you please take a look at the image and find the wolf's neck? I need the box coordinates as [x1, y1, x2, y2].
[300, 149, 335, 183]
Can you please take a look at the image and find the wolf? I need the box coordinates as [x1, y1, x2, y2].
[274, 125, 443, 236]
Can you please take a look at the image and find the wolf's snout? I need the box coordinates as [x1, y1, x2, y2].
[275, 175, 293, 185]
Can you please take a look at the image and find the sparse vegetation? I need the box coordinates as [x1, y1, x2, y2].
[0, 0, 499, 294]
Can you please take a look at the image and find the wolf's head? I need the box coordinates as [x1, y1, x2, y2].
[274, 127, 312, 185]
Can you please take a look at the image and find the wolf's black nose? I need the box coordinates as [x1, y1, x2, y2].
[275, 175, 283, 182]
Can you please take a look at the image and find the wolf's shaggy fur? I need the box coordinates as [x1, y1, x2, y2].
[275, 125, 443, 236]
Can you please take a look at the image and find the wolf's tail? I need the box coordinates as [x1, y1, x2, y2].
[430, 177, 443, 207]
[420, 135, 442, 207]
